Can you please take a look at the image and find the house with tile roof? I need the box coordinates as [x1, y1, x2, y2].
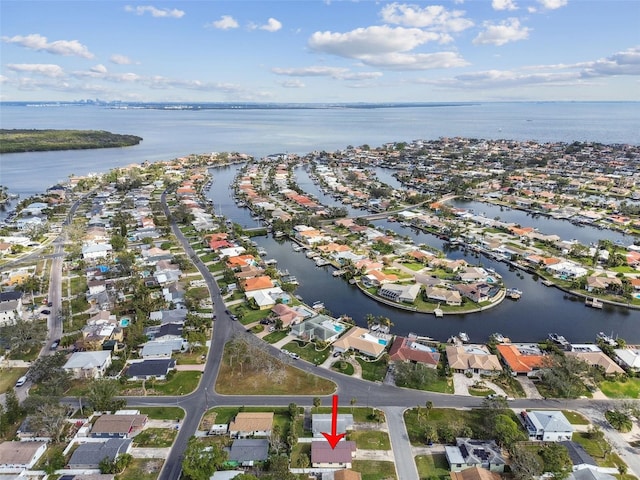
[496, 344, 546, 376]
[388, 336, 440, 368]
[241, 276, 275, 292]
[566, 351, 625, 376]
[446, 345, 503, 375]
[332, 327, 390, 359]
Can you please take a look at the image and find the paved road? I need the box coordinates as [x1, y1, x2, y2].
[384, 406, 418, 480]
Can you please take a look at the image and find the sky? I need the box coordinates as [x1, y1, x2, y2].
[1, 0, 639, 103]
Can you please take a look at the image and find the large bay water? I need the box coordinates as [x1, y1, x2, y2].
[2, 102, 639, 342]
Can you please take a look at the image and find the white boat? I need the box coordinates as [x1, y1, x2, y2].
[596, 332, 617, 346]
[457, 332, 469, 343]
[312, 301, 325, 310]
[506, 288, 522, 300]
[491, 332, 505, 343]
[292, 245, 304, 252]
[548, 333, 569, 346]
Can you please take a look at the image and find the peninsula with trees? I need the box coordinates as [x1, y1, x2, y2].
[0, 129, 142, 153]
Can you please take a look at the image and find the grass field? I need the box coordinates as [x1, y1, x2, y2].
[599, 378, 640, 399]
[562, 410, 590, 425]
[282, 340, 331, 365]
[262, 330, 289, 344]
[356, 357, 389, 382]
[0, 367, 28, 394]
[352, 460, 397, 480]
[348, 430, 391, 450]
[132, 428, 177, 447]
[416, 453, 450, 480]
[137, 407, 185, 420]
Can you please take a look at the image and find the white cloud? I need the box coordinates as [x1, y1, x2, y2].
[309, 25, 449, 59]
[473, 18, 530, 46]
[211, 15, 239, 30]
[2, 33, 94, 59]
[279, 79, 305, 88]
[90, 64, 108, 74]
[110, 54, 133, 65]
[357, 51, 469, 70]
[260, 18, 282, 32]
[124, 5, 185, 18]
[580, 46, 640, 77]
[492, 0, 518, 11]
[272, 65, 383, 80]
[7, 63, 65, 77]
[537, 0, 568, 10]
[379, 3, 474, 32]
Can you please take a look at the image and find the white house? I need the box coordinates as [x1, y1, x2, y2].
[614, 348, 640, 372]
[546, 261, 588, 279]
[0, 441, 47, 473]
[521, 410, 574, 441]
[82, 243, 113, 260]
[63, 350, 112, 379]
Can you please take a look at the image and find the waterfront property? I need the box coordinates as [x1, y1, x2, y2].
[495, 343, 546, 376]
[332, 326, 391, 359]
[290, 314, 347, 343]
[445, 345, 502, 375]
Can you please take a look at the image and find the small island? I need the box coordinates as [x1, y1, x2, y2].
[0, 129, 142, 153]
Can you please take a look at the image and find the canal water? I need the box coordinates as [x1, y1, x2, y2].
[207, 164, 640, 344]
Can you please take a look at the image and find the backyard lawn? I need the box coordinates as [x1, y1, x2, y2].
[416, 453, 450, 480]
[356, 357, 389, 382]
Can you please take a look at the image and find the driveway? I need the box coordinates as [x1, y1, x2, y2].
[516, 376, 543, 399]
[452, 373, 508, 397]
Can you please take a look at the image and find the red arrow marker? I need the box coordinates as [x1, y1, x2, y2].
[321, 394, 346, 449]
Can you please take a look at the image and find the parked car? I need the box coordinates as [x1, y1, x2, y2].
[50, 339, 60, 350]
[15, 376, 27, 387]
[41, 309, 51, 315]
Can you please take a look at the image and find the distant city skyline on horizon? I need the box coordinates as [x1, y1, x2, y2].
[1, 0, 639, 103]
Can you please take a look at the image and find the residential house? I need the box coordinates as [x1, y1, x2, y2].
[446, 345, 503, 375]
[0, 290, 22, 326]
[0, 441, 47, 473]
[444, 438, 506, 473]
[67, 439, 132, 469]
[290, 314, 344, 343]
[566, 351, 625, 376]
[311, 440, 357, 469]
[453, 283, 494, 304]
[567, 468, 617, 480]
[520, 410, 574, 441]
[140, 339, 185, 358]
[227, 439, 270, 465]
[585, 276, 622, 293]
[312, 414, 354, 438]
[91, 414, 148, 438]
[145, 322, 183, 341]
[125, 359, 177, 380]
[269, 303, 305, 327]
[378, 283, 421, 303]
[388, 335, 440, 368]
[546, 261, 588, 279]
[82, 243, 113, 260]
[63, 351, 112, 379]
[496, 344, 546, 376]
[149, 309, 187, 325]
[560, 441, 598, 471]
[613, 348, 640, 372]
[241, 276, 275, 292]
[449, 466, 502, 480]
[423, 286, 462, 306]
[228, 412, 274, 438]
[331, 327, 390, 359]
[16, 417, 52, 442]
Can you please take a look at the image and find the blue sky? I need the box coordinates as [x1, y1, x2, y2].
[1, 0, 639, 102]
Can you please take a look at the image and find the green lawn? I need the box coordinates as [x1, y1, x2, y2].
[313, 406, 385, 424]
[331, 360, 355, 375]
[137, 407, 185, 420]
[562, 410, 590, 425]
[572, 432, 630, 469]
[124, 371, 202, 396]
[352, 460, 397, 480]
[416, 453, 450, 480]
[356, 357, 389, 382]
[283, 340, 331, 365]
[469, 387, 496, 397]
[132, 427, 177, 447]
[262, 330, 289, 344]
[0, 367, 28, 394]
[348, 430, 391, 450]
[235, 307, 271, 325]
[599, 378, 640, 399]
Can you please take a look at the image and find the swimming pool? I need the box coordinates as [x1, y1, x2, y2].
[378, 339, 388, 346]
[119, 318, 130, 327]
[334, 324, 344, 332]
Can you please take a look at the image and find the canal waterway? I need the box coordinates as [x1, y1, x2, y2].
[447, 199, 631, 246]
[206, 164, 640, 344]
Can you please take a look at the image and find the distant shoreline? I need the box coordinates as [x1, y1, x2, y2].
[0, 129, 142, 154]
